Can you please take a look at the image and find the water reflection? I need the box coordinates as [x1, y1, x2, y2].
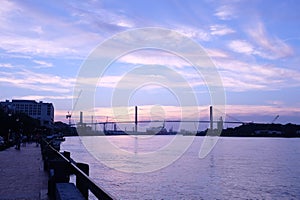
[61, 136, 300, 199]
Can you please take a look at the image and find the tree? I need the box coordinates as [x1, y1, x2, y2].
[0, 108, 41, 139]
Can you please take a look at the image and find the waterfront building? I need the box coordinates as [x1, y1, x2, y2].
[0, 99, 54, 127]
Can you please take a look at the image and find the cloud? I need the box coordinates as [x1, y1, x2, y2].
[266, 100, 284, 106]
[0, 63, 14, 68]
[0, 52, 32, 59]
[210, 24, 235, 36]
[69, 1, 135, 31]
[174, 25, 211, 41]
[227, 22, 294, 60]
[214, 5, 236, 20]
[214, 58, 300, 91]
[31, 26, 44, 35]
[225, 104, 300, 118]
[220, 74, 266, 91]
[119, 50, 190, 68]
[95, 47, 300, 93]
[33, 60, 53, 68]
[97, 75, 121, 88]
[0, 0, 17, 15]
[206, 49, 229, 58]
[0, 0, 150, 60]
[12, 95, 73, 101]
[98, 67, 200, 90]
[0, 35, 82, 57]
[0, 1, 104, 58]
[228, 40, 254, 55]
[0, 69, 75, 93]
[247, 22, 293, 59]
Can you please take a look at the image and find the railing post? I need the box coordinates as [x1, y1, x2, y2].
[76, 163, 89, 199]
[48, 159, 71, 198]
[63, 151, 71, 160]
[41, 138, 115, 200]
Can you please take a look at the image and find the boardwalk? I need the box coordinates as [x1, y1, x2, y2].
[0, 143, 48, 200]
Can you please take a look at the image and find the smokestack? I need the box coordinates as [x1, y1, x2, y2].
[80, 111, 83, 124]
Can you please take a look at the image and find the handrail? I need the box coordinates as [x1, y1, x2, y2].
[42, 138, 115, 200]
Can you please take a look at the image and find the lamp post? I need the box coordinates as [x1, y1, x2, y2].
[15, 118, 21, 150]
[8, 113, 12, 142]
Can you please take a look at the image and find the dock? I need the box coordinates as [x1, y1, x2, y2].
[0, 143, 48, 200]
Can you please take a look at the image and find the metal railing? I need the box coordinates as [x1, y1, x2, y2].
[41, 138, 115, 200]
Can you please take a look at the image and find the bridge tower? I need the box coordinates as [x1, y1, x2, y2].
[210, 106, 213, 130]
[80, 111, 83, 125]
[135, 106, 138, 132]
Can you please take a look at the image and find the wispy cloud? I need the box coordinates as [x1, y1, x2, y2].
[210, 24, 235, 36]
[174, 25, 211, 41]
[228, 40, 254, 55]
[214, 5, 236, 20]
[98, 66, 201, 90]
[119, 50, 189, 68]
[206, 49, 229, 58]
[97, 48, 300, 92]
[215, 59, 300, 91]
[247, 21, 293, 59]
[31, 26, 44, 35]
[0, 69, 75, 93]
[225, 104, 300, 118]
[266, 100, 284, 106]
[0, 63, 14, 68]
[12, 95, 73, 101]
[0, 52, 32, 59]
[0, 1, 103, 58]
[33, 60, 53, 68]
[97, 75, 121, 88]
[69, 1, 135, 31]
[0, 35, 81, 57]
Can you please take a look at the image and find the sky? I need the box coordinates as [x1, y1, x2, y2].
[0, 0, 300, 128]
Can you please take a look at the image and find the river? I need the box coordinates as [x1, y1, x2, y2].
[61, 136, 300, 199]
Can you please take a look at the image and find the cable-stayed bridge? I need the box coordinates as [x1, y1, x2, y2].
[71, 106, 251, 133]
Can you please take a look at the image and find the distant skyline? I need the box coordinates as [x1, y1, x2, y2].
[0, 0, 299, 126]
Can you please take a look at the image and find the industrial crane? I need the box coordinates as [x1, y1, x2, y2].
[66, 90, 82, 125]
[271, 115, 279, 124]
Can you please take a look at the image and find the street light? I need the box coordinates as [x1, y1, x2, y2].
[8, 113, 12, 143]
[15, 118, 21, 150]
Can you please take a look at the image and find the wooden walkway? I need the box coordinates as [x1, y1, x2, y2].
[0, 143, 48, 200]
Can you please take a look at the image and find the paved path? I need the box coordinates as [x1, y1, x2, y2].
[0, 143, 48, 200]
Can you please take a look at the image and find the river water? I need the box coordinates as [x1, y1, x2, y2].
[61, 136, 300, 199]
